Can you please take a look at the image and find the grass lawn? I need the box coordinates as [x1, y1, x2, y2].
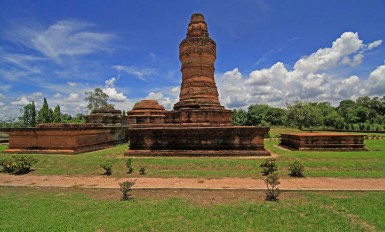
[0, 186, 384, 231]
[1, 128, 385, 178]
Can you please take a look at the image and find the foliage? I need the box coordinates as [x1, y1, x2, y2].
[232, 109, 247, 126]
[264, 173, 281, 201]
[84, 88, 110, 113]
[19, 102, 37, 127]
[286, 100, 323, 130]
[38, 97, 52, 123]
[288, 160, 305, 177]
[139, 167, 146, 175]
[0, 156, 38, 174]
[259, 158, 277, 176]
[52, 105, 62, 123]
[125, 158, 133, 173]
[119, 180, 136, 201]
[100, 161, 112, 176]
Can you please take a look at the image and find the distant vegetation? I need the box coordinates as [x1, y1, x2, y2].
[232, 96, 385, 131]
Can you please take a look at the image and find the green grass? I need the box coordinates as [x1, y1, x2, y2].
[0, 187, 384, 231]
[1, 128, 385, 178]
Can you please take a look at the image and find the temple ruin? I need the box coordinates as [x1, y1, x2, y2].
[125, 13, 270, 156]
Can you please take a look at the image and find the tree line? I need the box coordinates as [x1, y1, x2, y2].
[232, 96, 385, 131]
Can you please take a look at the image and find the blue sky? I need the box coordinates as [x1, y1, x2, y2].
[1, 0, 385, 118]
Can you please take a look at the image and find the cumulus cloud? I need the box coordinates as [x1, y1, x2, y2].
[102, 76, 127, 102]
[53, 93, 62, 98]
[103, 87, 127, 102]
[64, 93, 80, 102]
[145, 91, 177, 110]
[217, 32, 384, 108]
[11, 96, 30, 106]
[365, 65, 385, 96]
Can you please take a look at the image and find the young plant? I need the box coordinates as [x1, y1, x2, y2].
[259, 158, 278, 176]
[265, 172, 281, 201]
[125, 158, 133, 174]
[100, 161, 113, 176]
[139, 167, 146, 175]
[119, 180, 136, 201]
[289, 161, 305, 177]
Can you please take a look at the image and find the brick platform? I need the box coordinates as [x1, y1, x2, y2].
[3, 124, 127, 154]
[279, 133, 366, 151]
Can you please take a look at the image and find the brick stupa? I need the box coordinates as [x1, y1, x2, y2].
[125, 13, 270, 156]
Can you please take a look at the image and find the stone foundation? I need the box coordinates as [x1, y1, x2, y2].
[3, 124, 127, 154]
[125, 126, 270, 156]
[279, 133, 366, 151]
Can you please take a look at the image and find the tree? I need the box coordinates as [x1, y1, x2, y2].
[19, 102, 36, 127]
[286, 100, 322, 130]
[38, 97, 51, 123]
[232, 109, 247, 126]
[52, 105, 62, 123]
[31, 101, 36, 127]
[84, 88, 109, 113]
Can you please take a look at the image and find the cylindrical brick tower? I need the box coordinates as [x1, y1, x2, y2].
[174, 13, 223, 110]
[169, 13, 232, 125]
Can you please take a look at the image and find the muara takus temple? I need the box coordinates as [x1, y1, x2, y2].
[2, 13, 274, 155]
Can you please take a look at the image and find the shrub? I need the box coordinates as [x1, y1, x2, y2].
[288, 161, 305, 177]
[125, 158, 133, 174]
[139, 167, 146, 175]
[265, 173, 280, 201]
[100, 161, 113, 176]
[0, 156, 38, 174]
[259, 158, 277, 176]
[119, 180, 136, 201]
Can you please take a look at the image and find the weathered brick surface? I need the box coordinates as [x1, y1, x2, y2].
[280, 133, 366, 151]
[3, 126, 127, 154]
[126, 126, 270, 156]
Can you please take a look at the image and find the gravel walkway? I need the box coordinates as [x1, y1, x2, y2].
[1, 174, 385, 191]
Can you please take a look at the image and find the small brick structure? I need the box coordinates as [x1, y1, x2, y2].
[279, 133, 366, 151]
[3, 124, 127, 154]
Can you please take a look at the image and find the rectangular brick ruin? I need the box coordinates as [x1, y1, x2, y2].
[3, 124, 127, 154]
[279, 133, 366, 151]
[126, 126, 270, 156]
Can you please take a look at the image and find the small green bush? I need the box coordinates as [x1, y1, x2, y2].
[259, 158, 277, 176]
[265, 173, 280, 201]
[139, 167, 146, 175]
[0, 156, 38, 174]
[100, 161, 112, 176]
[119, 180, 136, 201]
[125, 158, 133, 174]
[289, 161, 305, 177]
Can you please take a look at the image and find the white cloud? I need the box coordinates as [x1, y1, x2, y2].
[53, 93, 62, 98]
[103, 87, 127, 102]
[113, 65, 156, 81]
[64, 93, 80, 102]
[67, 82, 77, 87]
[145, 92, 176, 110]
[217, 32, 384, 108]
[365, 65, 385, 96]
[8, 19, 116, 63]
[11, 96, 30, 106]
[105, 77, 118, 87]
[367, 40, 383, 50]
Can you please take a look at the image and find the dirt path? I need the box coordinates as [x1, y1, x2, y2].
[1, 174, 385, 191]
